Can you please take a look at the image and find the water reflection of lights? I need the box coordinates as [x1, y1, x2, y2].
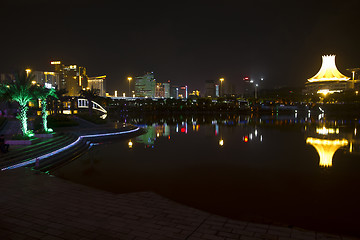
[135, 124, 171, 148]
[219, 139, 224, 146]
[128, 140, 133, 149]
[316, 127, 339, 135]
[176, 123, 187, 134]
[306, 137, 348, 167]
[243, 127, 263, 143]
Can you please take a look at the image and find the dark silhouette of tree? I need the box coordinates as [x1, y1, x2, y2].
[79, 87, 99, 115]
[53, 89, 68, 114]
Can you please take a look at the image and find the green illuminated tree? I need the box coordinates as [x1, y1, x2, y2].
[35, 86, 58, 132]
[0, 72, 35, 136]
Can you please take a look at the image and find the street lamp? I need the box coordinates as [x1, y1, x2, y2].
[255, 84, 259, 99]
[219, 78, 224, 97]
[25, 68, 31, 76]
[127, 77, 132, 97]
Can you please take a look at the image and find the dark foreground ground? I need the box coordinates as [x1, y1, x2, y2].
[0, 167, 358, 240]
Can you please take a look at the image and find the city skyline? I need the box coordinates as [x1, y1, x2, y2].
[1, 0, 359, 94]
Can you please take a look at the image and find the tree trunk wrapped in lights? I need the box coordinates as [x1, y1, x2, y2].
[41, 99, 49, 132]
[36, 87, 57, 133]
[17, 104, 29, 135]
[0, 72, 35, 137]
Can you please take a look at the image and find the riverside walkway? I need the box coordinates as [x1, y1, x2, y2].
[0, 118, 358, 240]
[1, 167, 357, 240]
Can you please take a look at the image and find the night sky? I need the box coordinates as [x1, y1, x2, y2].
[1, 0, 359, 94]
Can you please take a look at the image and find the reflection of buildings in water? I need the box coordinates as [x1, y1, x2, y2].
[305, 125, 359, 167]
[306, 137, 348, 167]
[192, 124, 200, 132]
[348, 127, 359, 153]
[176, 122, 188, 134]
[136, 124, 170, 147]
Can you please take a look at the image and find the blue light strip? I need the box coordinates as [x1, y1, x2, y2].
[1, 127, 140, 171]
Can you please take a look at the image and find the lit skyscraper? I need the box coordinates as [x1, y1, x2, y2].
[88, 75, 106, 97]
[205, 80, 218, 98]
[51, 61, 88, 96]
[135, 72, 156, 98]
[32, 71, 59, 89]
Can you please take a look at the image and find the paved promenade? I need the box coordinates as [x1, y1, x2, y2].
[0, 168, 357, 240]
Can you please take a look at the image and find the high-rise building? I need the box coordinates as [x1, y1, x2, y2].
[178, 86, 188, 99]
[88, 75, 106, 97]
[155, 83, 165, 98]
[2, 70, 58, 89]
[163, 82, 170, 98]
[51, 61, 88, 96]
[154, 82, 171, 98]
[225, 83, 236, 97]
[51, 61, 65, 89]
[32, 71, 59, 89]
[205, 80, 218, 98]
[170, 85, 179, 99]
[63, 65, 88, 96]
[135, 72, 156, 98]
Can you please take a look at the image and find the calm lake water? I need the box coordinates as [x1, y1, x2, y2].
[54, 113, 360, 237]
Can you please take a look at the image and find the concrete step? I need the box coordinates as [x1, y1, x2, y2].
[33, 139, 90, 173]
[0, 134, 73, 162]
[0, 134, 79, 169]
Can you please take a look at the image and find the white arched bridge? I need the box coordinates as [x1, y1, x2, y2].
[77, 98, 107, 118]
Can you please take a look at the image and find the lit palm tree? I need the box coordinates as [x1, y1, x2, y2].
[0, 71, 35, 136]
[35, 86, 58, 132]
[79, 87, 99, 116]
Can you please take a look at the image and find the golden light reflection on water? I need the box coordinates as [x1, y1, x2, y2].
[316, 127, 339, 135]
[306, 137, 348, 167]
[128, 140, 133, 149]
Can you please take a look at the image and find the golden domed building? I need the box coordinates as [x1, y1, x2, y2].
[304, 55, 358, 95]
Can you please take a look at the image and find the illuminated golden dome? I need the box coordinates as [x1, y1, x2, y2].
[306, 137, 348, 167]
[308, 55, 350, 82]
